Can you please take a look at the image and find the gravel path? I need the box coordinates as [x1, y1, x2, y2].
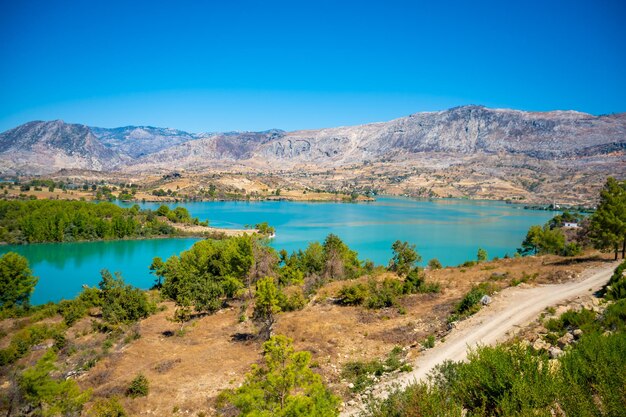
[342, 261, 618, 416]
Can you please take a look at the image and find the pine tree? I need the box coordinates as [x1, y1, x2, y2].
[0, 252, 38, 309]
[590, 177, 626, 259]
[219, 335, 340, 416]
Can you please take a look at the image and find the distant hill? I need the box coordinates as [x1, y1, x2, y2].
[1, 106, 624, 198]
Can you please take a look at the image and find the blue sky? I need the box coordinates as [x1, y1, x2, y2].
[1, 0, 625, 132]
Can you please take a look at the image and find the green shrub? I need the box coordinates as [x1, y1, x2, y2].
[278, 287, 307, 311]
[454, 283, 494, 317]
[342, 347, 407, 393]
[545, 308, 596, 333]
[418, 281, 441, 294]
[559, 331, 626, 416]
[342, 359, 386, 392]
[602, 299, 626, 332]
[337, 283, 369, 306]
[59, 299, 88, 326]
[366, 278, 403, 309]
[126, 374, 149, 398]
[88, 396, 127, 416]
[402, 268, 424, 294]
[19, 350, 91, 415]
[427, 258, 443, 270]
[363, 382, 463, 417]
[608, 260, 626, 286]
[0, 323, 64, 366]
[422, 335, 435, 349]
[100, 270, 154, 324]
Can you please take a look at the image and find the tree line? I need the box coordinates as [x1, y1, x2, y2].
[0, 200, 206, 244]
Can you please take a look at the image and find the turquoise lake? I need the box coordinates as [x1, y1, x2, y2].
[0, 197, 555, 305]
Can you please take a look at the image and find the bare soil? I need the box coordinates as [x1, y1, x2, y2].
[45, 252, 613, 416]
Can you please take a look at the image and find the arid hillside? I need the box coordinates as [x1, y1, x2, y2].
[0, 106, 624, 204]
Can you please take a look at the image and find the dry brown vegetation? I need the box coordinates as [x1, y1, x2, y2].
[0, 252, 612, 416]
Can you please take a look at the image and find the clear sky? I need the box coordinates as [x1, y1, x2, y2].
[1, 0, 625, 132]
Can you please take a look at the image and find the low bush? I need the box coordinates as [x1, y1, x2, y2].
[87, 396, 127, 416]
[342, 346, 409, 393]
[0, 323, 65, 366]
[454, 283, 495, 318]
[126, 374, 149, 398]
[427, 258, 442, 270]
[59, 299, 88, 326]
[422, 335, 435, 349]
[402, 268, 424, 294]
[278, 287, 307, 311]
[337, 283, 368, 306]
[18, 350, 91, 415]
[545, 308, 596, 333]
[366, 278, 403, 309]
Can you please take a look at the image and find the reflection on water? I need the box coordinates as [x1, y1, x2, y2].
[2, 197, 554, 304]
[0, 238, 200, 305]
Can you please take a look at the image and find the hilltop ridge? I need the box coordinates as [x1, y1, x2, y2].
[1, 105, 624, 204]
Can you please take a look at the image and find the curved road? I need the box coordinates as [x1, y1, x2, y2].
[342, 261, 618, 416]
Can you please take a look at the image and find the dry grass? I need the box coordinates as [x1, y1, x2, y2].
[47, 251, 610, 415]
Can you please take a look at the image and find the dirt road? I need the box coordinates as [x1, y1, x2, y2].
[342, 261, 618, 416]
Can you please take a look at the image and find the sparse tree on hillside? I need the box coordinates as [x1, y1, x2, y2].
[253, 277, 281, 340]
[428, 258, 443, 270]
[590, 177, 626, 259]
[99, 270, 153, 324]
[477, 248, 488, 262]
[218, 335, 340, 416]
[160, 237, 254, 324]
[0, 252, 38, 309]
[247, 239, 280, 298]
[388, 240, 421, 276]
[18, 350, 91, 416]
[149, 256, 165, 288]
[520, 225, 543, 255]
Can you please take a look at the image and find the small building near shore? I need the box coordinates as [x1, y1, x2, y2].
[564, 222, 580, 228]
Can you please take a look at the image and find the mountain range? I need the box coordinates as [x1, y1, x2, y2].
[0, 105, 624, 203]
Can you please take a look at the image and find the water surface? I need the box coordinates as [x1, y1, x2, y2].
[1, 197, 554, 304]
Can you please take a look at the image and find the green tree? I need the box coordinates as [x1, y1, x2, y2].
[590, 177, 626, 259]
[538, 226, 566, 254]
[167, 206, 192, 223]
[518, 225, 566, 256]
[388, 240, 421, 276]
[0, 252, 38, 309]
[156, 204, 170, 216]
[99, 270, 153, 324]
[322, 234, 361, 280]
[126, 374, 149, 398]
[255, 222, 276, 236]
[301, 242, 325, 275]
[253, 277, 282, 340]
[428, 258, 443, 270]
[19, 350, 91, 416]
[149, 256, 165, 288]
[219, 335, 340, 416]
[476, 247, 488, 262]
[160, 237, 254, 318]
[519, 225, 543, 255]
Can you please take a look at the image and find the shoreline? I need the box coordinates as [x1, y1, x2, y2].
[0, 227, 256, 247]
